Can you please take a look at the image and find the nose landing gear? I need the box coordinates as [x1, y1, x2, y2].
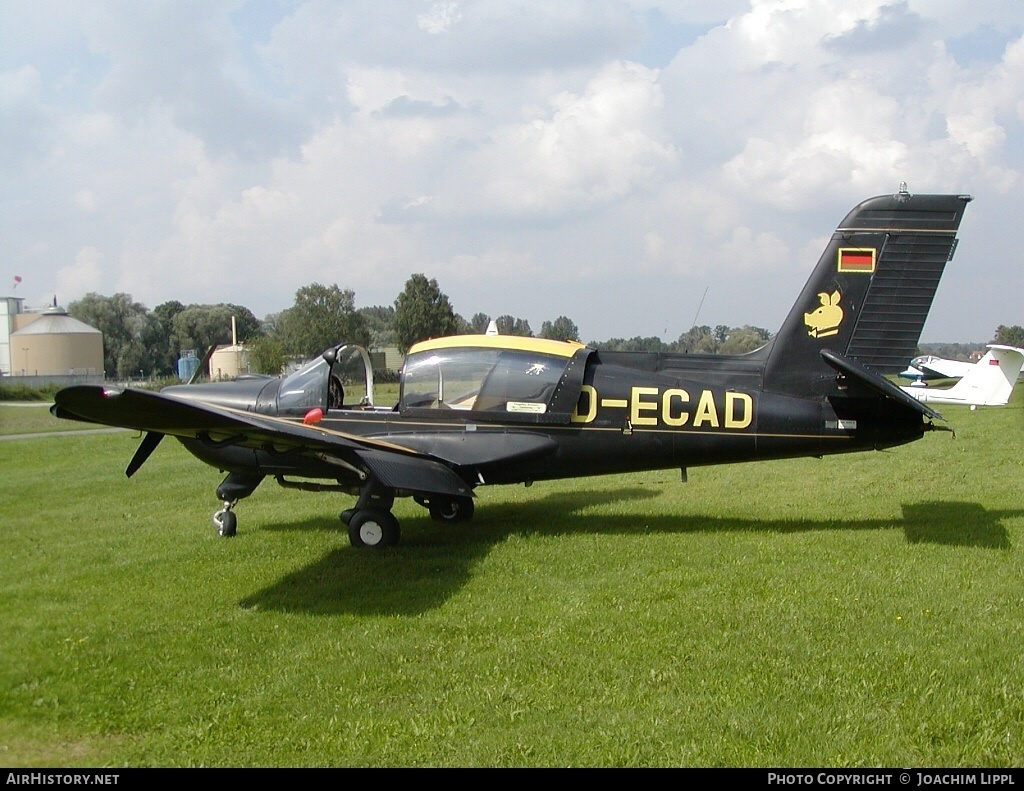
[213, 502, 238, 537]
[211, 472, 264, 538]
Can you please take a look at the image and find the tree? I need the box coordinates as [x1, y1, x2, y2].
[495, 315, 533, 337]
[995, 325, 1024, 346]
[675, 325, 717, 353]
[247, 335, 286, 375]
[454, 313, 474, 334]
[151, 300, 186, 376]
[392, 274, 460, 354]
[469, 312, 492, 334]
[593, 336, 668, 353]
[719, 325, 772, 354]
[358, 305, 396, 349]
[276, 283, 370, 358]
[171, 303, 261, 357]
[68, 292, 158, 378]
[539, 316, 580, 342]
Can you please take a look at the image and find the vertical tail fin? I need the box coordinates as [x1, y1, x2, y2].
[763, 190, 972, 395]
[901, 345, 1024, 407]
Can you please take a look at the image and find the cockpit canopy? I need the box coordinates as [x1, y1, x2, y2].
[273, 337, 592, 423]
[399, 336, 590, 423]
[277, 344, 375, 415]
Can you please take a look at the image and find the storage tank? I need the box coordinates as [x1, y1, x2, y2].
[177, 350, 200, 382]
[10, 304, 103, 376]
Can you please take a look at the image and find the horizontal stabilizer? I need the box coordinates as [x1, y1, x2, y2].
[820, 349, 943, 420]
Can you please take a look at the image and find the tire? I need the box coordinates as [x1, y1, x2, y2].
[428, 496, 475, 523]
[348, 509, 400, 548]
[215, 510, 237, 537]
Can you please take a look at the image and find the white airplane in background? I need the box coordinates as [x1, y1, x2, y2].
[899, 354, 975, 385]
[900, 345, 1024, 408]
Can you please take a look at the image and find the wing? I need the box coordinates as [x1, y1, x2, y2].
[917, 357, 974, 380]
[52, 385, 472, 498]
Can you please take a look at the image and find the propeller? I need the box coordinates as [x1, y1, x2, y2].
[126, 431, 165, 478]
[189, 345, 216, 384]
[124, 345, 213, 477]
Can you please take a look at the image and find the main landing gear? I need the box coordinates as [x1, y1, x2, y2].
[339, 493, 475, 549]
[339, 486, 477, 549]
[343, 508, 400, 548]
[209, 470, 475, 549]
[415, 494, 475, 523]
[340, 478, 399, 548]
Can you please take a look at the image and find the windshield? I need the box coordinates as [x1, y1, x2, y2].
[278, 357, 330, 413]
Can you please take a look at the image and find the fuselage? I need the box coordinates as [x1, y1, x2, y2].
[171, 342, 926, 489]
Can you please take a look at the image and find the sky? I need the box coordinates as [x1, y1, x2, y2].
[1, 0, 1022, 344]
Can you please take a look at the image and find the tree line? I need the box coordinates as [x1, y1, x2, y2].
[67, 274, 586, 379]
[68, 274, 1021, 379]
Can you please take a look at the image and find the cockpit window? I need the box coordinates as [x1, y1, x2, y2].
[329, 345, 372, 408]
[278, 357, 330, 413]
[401, 348, 569, 414]
[277, 345, 376, 415]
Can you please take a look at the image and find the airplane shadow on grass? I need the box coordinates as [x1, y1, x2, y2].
[241, 488, 1020, 616]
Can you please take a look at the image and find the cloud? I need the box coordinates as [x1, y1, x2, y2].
[418, 61, 678, 220]
[80, 1, 305, 159]
[55, 246, 104, 301]
[823, 1, 924, 55]
[0, 65, 52, 171]
[0, 1, 1021, 343]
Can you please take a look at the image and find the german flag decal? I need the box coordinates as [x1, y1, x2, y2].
[837, 248, 876, 273]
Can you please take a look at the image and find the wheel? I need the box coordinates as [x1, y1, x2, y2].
[428, 496, 475, 523]
[214, 509, 237, 537]
[348, 509, 400, 548]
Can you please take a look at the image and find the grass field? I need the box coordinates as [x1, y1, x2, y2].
[0, 404, 99, 436]
[2, 390, 1023, 767]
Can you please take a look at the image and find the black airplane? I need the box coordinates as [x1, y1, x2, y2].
[52, 189, 973, 548]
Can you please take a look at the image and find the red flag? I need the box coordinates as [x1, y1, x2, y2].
[13, 275, 22, 289]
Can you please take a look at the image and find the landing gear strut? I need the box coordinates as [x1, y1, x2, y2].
[211, 472, 264, 538]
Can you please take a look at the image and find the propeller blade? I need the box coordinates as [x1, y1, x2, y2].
[125, 431, 164, 478]
[189, 346, 216, 384]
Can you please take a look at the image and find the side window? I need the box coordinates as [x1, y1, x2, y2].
[401, 350, 495, 410]
[475, 352, 565, 413]
[400, 348, 568, 416]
